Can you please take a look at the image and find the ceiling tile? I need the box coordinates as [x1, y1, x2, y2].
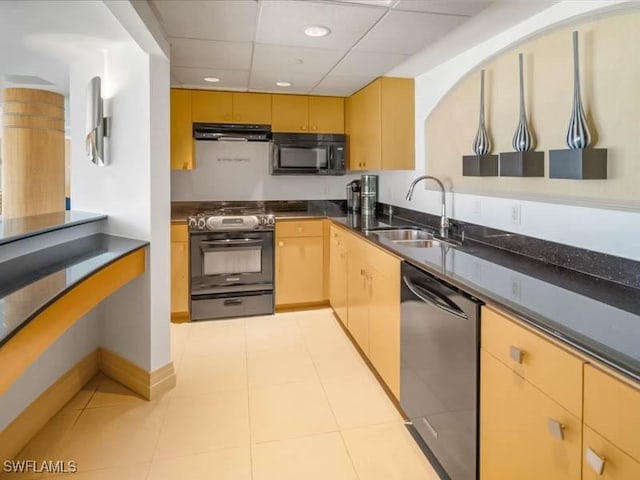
[354, 9, 468, 54]
[249, 71, 324, 94]
[330, 50, 409, 76]
[151, 0, 258, 42]
[311, 74, 377, 96]
[252, 44, 346, 75]
[170, 38, 253, 70]
[172, 67, 249, 90]
[256, 0, 386, 50]
[394, 0, 491, 16]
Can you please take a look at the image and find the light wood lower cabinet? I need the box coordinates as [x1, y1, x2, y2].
[331, 224, 401, 399]
[275, 220, 325, 307]
[170, 224, 189, 319]
[480, 349, 582, 480]
[328, 226, 348, 326]
[582, 426, 640, 479]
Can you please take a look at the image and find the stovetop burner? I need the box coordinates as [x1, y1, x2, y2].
[189, 205, 274, 232]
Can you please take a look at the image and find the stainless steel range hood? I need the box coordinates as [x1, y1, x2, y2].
[193, 123, 272, 142]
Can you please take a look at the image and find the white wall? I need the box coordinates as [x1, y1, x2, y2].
[378, 1, 640, 261]
[172, 141, 361, 201]
[69, 6, 170, 371]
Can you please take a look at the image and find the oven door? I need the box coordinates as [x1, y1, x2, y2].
[190, 231, 274, 293]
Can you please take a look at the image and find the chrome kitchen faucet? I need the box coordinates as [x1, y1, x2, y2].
[405, 175, 449, 238]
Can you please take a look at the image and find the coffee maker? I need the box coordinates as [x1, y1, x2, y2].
[346, 180, 361, 212]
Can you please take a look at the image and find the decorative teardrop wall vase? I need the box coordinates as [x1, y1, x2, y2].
[472, 70, 491, 155]
[512, 53, 534, 152]
[565, 30, 592, 149]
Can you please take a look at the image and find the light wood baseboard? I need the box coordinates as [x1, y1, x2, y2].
[0, 349, 100, 463]
[0, 348, 175, 463]
[99, 348, 176, 401]
[275, 301, 330, 313]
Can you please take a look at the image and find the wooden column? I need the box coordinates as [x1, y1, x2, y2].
[0, 88, 65, 219]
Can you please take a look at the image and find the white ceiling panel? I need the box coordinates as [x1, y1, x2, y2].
[249, 71, 325, 94]
[256, 0, 387, 49]
[151, 0, 258, 42]
[394, 0, 491, 16]
[330, 50, 409, 76]
[354, 9, 468, 54]
[311, 74, 377, 96]
[252, 44, 346, 75]
[172, 67, 250, 90]
[170, 38, 253, 70]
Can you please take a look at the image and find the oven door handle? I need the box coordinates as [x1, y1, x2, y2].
[200, 239, 264, 246]
[402, 276, 467, 320]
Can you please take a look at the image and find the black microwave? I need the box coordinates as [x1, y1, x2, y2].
[270, 133, 346, 175]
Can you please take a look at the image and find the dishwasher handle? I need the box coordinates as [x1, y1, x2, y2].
[403, 275, 468, 320]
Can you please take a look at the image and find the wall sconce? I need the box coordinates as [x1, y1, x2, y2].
[85, 76, 110, 166]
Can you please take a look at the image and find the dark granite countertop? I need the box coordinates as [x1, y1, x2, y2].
[0, 234, 148, 346]
[0, 211, 107, 246]
[332, 215, 640, 383]
[171, 200, 640, 381]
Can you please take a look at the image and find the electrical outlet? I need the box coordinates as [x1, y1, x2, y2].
[473, 199, 482, 216]
[510, 276, 522, 300]
[511, 204, 522, 225]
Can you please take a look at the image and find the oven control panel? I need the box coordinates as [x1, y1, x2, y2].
[188, 214, 275, 231]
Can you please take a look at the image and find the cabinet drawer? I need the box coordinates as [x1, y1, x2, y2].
[276, 219, 323, 238]
[583, 425, 640, 479]
[482, 306, 583, 417]
[584, 364, 640, 462]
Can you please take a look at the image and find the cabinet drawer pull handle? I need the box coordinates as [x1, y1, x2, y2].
[509, 346, 524, 364]
[586, 447, 605, 475]
[297, 226, 303, 232]
[547, 418, 565, 440]
[278, 241, 284, 247]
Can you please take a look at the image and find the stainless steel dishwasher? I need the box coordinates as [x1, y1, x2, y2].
[400, 261, 481, 480]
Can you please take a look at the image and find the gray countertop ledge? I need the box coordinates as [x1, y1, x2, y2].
[0, 211, 107, 246]
[0, 233, 148, 347]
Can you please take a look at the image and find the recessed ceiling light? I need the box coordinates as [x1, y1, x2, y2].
[276, 81, 292, 87]
[203, 77, 220, 83]
[304, 25, 331, 38]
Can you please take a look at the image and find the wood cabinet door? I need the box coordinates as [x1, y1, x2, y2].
[271, 95, 309, 132]
[170, 89, 193, 170]
[309, 96, 344, 133]
[191, 90, 233, 123]
[480, 350, 582, 480]
[582, 426, 640, 480]
[381, 77, 414, 170]
[329, 231, 348, 326]
[346, 254, 370, 355]
[368, 263, 400, 399]
[275, 236, 324, 306]
[232, 93, 271, 124]
[170, 224, 189, 315]
[348, 81, 381, 170]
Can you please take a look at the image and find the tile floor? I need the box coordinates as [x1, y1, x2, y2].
[5, 309, 439, 480]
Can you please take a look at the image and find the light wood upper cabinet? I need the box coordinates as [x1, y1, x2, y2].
[170, 224, 189, 318]
[481, 349, 582, 480]
[191, 90, 233, 123]
[170, 89, 194, 170]
[272, 95, 344, 133]
[308, 96, 344, 133]
[231, 93, 271, 124]
[275, 220, 325, 307]
[346, 77, 414, 171]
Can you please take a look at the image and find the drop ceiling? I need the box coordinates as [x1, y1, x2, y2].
[151, 0, 493, 96]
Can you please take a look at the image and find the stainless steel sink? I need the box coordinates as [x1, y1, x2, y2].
[396, 239, 442, 248]
[368, 228, 434, 241]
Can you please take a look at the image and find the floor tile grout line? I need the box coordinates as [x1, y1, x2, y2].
[243, 316, 255, 480]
